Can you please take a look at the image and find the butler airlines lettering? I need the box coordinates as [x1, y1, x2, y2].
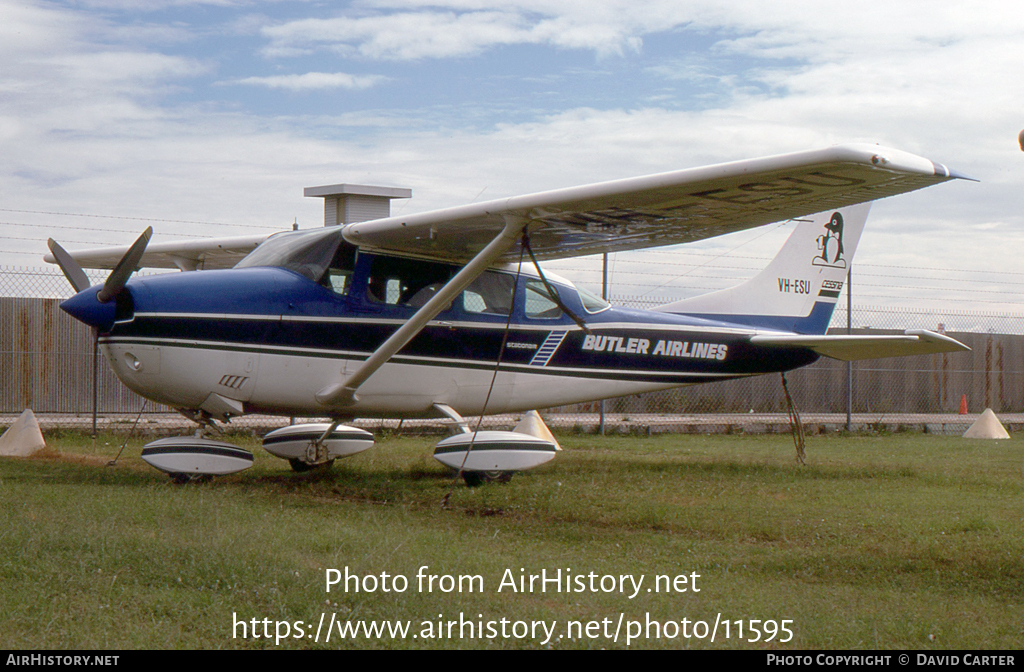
[581, 335, 727, 361]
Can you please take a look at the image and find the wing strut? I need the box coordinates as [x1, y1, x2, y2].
[315, 216, 527, 408]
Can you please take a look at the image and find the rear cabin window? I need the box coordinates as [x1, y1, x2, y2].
[578, 285, 610, 313]
[461, 272, 514, 316]
[365, 256, 455, 308]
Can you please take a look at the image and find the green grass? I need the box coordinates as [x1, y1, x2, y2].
[2, 430, 1023, 649]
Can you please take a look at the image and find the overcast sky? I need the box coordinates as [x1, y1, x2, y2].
[2, 1, 1023, 320]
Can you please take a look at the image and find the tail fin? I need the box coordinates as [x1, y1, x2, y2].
[655, 203, 869, 334]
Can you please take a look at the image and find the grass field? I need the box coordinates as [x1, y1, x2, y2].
[1, 429, 1023, 649]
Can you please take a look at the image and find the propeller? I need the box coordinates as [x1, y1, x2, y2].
[97, 227, 152, 302]
[48, 226, 153, 330]
[46, 238, 91, 293]
[47, 227, 152, 438]
[48, 226, 152, 301]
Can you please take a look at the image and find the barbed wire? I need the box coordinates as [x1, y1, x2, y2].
[1, 220, 216, 238]
[5, 217, 1024, 312]
[610, 248, 1024, 280]
[0, 207, 281, 230]
[7, 215, 1024, 283]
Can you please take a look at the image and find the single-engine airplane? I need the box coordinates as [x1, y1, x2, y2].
[45, 144, 970, 484]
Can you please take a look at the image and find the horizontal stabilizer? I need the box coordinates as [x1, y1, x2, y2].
[749, 329, 969, 361]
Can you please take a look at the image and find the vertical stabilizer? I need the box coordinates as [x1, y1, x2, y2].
[656, 203, 870, 334]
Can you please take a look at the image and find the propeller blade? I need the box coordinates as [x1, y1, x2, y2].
[46, 238, 92, 293]
[97, 226, 152, 303]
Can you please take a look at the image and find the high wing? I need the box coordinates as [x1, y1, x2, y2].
[45, 143, 966, 270]
[344, 143, 967, 262]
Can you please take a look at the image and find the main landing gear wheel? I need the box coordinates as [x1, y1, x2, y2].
[462, 470, 513, 487]
[289, 458, 336, 473]
[168, 473, 212, 485]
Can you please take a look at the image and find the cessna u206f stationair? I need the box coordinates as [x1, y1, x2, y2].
[47, 144, 970, 483]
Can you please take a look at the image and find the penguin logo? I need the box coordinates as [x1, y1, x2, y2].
[812, 212, 846, 268]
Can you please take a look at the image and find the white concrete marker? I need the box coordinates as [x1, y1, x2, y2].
[963, 408, 1010, 440]
[0, 409, 47, 457]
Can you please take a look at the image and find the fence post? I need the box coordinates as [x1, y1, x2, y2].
[846, 267, 853, 432]
[599, 252, 608, 435]
[92, 334, 98, 437]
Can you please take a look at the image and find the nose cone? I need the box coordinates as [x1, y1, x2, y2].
[60, 285, 118, 331]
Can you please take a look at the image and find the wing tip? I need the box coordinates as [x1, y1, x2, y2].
[831, 143, 975, 182]
[906, 329, 972, 352]
[932, 162, 979, 182]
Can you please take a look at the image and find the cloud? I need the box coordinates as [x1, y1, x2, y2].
[3, 0, 1024, 315]
[0, 4, 209, 164]
[66, 0, 253, 9]
[258, 4, 663, 60]
[230, 72, 387, 90]
[261, 11, 538, 60]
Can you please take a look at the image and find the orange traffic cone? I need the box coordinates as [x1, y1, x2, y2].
[958, 395, 968, 415]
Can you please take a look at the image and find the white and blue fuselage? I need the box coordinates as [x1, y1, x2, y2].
[61, 251, 818, 419]
[58, 202, 965, 423]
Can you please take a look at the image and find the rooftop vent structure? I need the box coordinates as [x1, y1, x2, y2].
[303, 183, 412, 227]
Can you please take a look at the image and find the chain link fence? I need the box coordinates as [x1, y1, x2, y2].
[3, 264, 1024, 437]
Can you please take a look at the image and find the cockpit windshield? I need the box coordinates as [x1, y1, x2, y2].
[234, 227, 343, 281]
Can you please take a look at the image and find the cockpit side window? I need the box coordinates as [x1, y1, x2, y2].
[320, 242, 357, 296]
[524, 280, 564, 319]
[461, 271, 514, 316]
[365, 255, 455, 309]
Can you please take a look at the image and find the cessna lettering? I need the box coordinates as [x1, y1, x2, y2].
[582, 335, 728, 361]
